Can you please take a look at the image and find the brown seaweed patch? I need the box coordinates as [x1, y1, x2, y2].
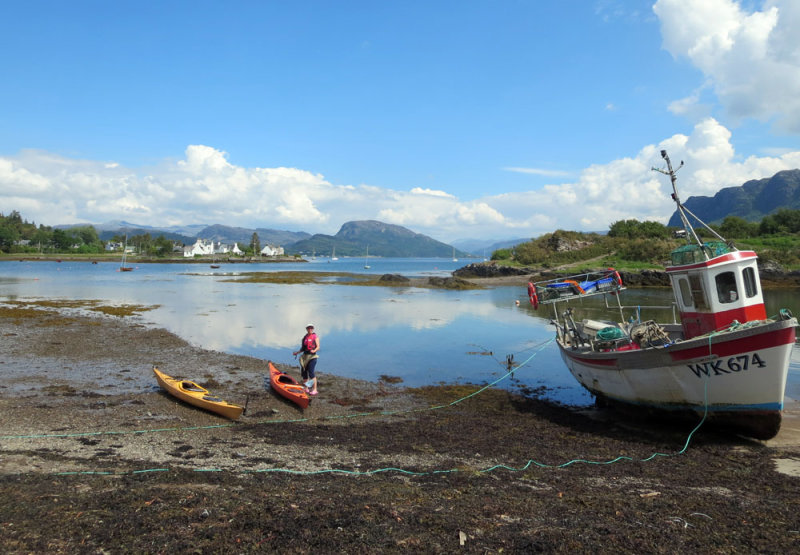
[42, 384, 79, 396]
[37, 316, 81, 327]
[1, 299, 158, 318]
[88, 304, 159, 317]
[425, 276, 481, 290]
[218, 270, 483, 290]
[409, 384, 512, 408]
[221, 271, 372, 285]
[19, 299, 102, 309]
[0, 305, 48, 320]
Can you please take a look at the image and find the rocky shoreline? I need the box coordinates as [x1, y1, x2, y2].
[454, 261, 800, 288]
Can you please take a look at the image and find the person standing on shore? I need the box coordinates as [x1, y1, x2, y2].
[293, 325, 320, 395]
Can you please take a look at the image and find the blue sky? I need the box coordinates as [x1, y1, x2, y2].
[2, 0, 800, 243]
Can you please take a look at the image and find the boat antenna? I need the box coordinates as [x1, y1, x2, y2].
[652, 150, 696, 243]
[652, 150, 729, 251]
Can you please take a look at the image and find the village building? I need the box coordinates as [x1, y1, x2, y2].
[260, 244, 284, 257]
[183, 239, 250, 257]
[183, 239, 215, 257]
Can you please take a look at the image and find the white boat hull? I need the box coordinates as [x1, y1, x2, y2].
[559, 318, 796, 439]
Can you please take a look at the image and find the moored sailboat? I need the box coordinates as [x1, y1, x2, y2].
[119, 235, 133, 272]
[527, 150, 797, 439]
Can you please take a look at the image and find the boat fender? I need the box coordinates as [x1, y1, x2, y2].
[527, 282, 539, 310]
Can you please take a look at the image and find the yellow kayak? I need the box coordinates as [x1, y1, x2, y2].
[153, 366, 244, 420]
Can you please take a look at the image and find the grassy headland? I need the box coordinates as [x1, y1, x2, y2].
[491, 227, 800, 273]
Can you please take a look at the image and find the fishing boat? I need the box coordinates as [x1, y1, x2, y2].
[527, 150, 797, 439]
[268, 361, 311, 409]
[153, 366, 244, 420]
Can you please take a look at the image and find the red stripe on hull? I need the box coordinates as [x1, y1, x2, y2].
[564, 353, 618, 367]
[669, 325, 796, 362]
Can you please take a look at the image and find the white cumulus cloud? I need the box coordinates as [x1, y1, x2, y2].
[1, 119, 798, 242]
[654, 0, 800, 132]
[475, 118, 800, 233]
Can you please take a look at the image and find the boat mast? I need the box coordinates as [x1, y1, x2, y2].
[121, 234, 128, 269]
[652, 149, 729, 255]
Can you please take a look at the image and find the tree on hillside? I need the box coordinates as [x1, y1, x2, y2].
[773, 209, 800, 233]
[251, 232, 260, 256]
[0, 225, 19, 251]
[0, 211, 50, 252]
[30, 227, 51, 251]
[51, 229, 72, 250]
[72, 226, 100, 246]
[150, 235, 175, 257]
[608, 219, 668, 239]
[490, 248, 513, 261]
[718, 216, 758, 238]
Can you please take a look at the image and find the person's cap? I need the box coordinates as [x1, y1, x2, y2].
[306, 324, 314, 329]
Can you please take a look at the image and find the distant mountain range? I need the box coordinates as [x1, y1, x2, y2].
[58, 219, 476, 258]
[668, 169, 800, 227]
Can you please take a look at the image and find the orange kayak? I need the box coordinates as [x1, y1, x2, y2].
[153, 366, 244, 420]
[268, 361, 310, 409]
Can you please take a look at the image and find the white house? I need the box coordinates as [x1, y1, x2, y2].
[260, 244, 284, 257]
[182, 239, 246, 257]
[214, 241, 234, 254]
[183, 239, 215, 257]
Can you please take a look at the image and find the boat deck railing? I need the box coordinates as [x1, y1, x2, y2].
[533, 268, 624, 305]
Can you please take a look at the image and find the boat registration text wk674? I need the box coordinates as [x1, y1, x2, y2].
[687, 353, 767, 378]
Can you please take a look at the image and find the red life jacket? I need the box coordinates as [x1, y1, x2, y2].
[302, 333, 318, 353]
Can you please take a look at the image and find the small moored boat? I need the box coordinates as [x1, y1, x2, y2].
[119, 234, 134, 272]
[153, 366, 244, 420]
[527, 150, 797, 439]
[268, 361, 310, 409]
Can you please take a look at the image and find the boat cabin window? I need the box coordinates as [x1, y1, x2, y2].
[743, 266, 758, 298]
[688, 274, 708, 310]
[677, 277, 693, 308]
[715, 271, 738, 304]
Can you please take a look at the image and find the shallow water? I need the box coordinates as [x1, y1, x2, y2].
[1, 259, 798, 405]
